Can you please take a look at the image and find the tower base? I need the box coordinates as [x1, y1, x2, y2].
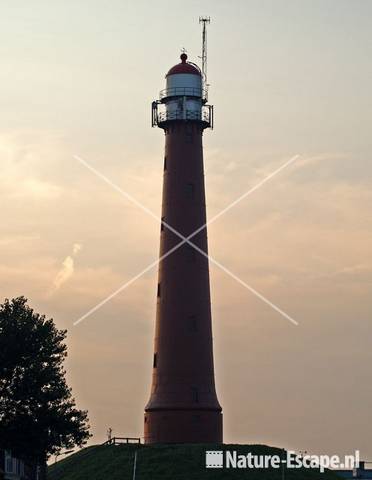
[144, 409, 222, 444]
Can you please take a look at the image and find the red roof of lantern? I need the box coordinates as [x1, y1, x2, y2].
[166, 53, 201, 77]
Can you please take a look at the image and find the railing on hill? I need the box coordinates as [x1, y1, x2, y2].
[103, 437, 141, 445]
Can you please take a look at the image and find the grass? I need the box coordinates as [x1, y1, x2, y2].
[48, 443, 343, 480]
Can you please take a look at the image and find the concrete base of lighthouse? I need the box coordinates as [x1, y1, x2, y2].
[144, 409, 222, 444]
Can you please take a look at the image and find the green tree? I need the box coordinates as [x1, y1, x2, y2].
[0, 297, 90, 467]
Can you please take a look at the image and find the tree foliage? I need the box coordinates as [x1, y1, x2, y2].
[0, 297, 90, 463]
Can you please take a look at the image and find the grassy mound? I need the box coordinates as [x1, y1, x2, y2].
[48, 443, 342, 480]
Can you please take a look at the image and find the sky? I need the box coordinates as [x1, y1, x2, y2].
[1, 0, 372, 460]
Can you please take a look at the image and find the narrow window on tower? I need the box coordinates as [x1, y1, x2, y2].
[153, 353, 157, 368]
[164, 156, 167, 170]
[185, 182, 195, 199]
[189, 315, 198, 332]
[191, 386, 199, 403]
[157, 283, 161, 297]
[161, 216, 165, 232]
[185, 124, 194, 143]
[186, 245, 196, 262]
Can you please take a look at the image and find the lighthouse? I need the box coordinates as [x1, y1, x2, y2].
[144, 28, 222, 444]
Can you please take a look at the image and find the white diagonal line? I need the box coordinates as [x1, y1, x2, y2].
[74, 235, 195, 326]
[181, 244, 299, 326]
[73, 154, 300, 326]
[74, 154, 300, 247]
[187, 155, 300, 240]
[214, 261, 299, 325]
[74, 155, 164, 226]
[74, 154, 299, 325]
[74, 234, 298, 326]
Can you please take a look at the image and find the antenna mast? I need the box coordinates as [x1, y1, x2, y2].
[199, 16, 210, 87]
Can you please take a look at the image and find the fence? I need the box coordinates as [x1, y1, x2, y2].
[103, 437, 141, 446]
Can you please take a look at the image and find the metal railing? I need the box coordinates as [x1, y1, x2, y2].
[152, 100, 214, 129]
[103, 437, 141, 445]
[159, 86, 208, 100]
[157, 107, 213, 126]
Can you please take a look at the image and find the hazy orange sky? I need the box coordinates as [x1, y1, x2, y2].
[1, 0, 372, 459]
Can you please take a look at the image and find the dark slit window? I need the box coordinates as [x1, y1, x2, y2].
[191, 387, 199, 403]
[164, 156, 167, 170]
[157, 283, 161, 297]
[186, 245, 196, 262]
[185, 125, 194, 143]
[186, 182, 195, 198]
[153, 353, 157, 368]
[189, 315, 198, 332]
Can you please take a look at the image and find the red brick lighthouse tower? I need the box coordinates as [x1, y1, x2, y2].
[144, 24, 222, 444]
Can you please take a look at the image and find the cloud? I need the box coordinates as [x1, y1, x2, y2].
[73, 243, 82, 255]
[16, 178, 61, 199]
[225, 161, 239, 173]
[0, 234, 40, 246]
[317, 263, 372, 283]
[52, 256, 74, 291]
[51, 243, 82, 293]
[0, 131, 63, 200]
